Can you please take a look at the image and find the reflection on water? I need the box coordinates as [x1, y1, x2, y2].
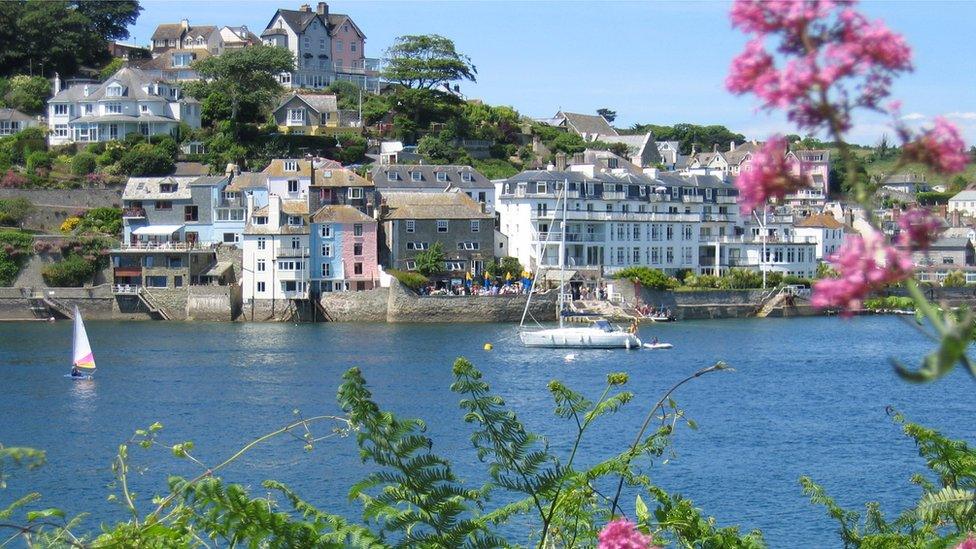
[0, 317, 971, 547]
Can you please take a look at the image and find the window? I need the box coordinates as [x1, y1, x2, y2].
[536, 182, 547, 194]
[461, 172, 473, 182]
[405, 260, 417, 271]
[184, 206, 198, 222]
[319, 38, 325, 50]
[223, 232, 238, 244]
[436, 171, 448, 182]
[348, 187, 363, 199]
[258, 281, 268, 293]
[470, 220, 480, 232]
[354, 262, 363, 275]
[666, 225, 674, 240]
[106, 103, 123, 114]
[257, 259, 266, 272]
[478, 192, 486, 203]
[457, 242, 480, 250]
[537, 203, 548, 217]
[387, 171, 397, 181]
[353, 224, 363, 237]
[83, 104, 93, 115]
[322, 263, 331, 277]
[406, 242, 429, 251]
[288, 108, 305, 123]
[353, 243, 363, 256]
[444, 261, 465, 271]
[106, 84, 123, 96]
[255, 216, 268, 225]
[284, 160, 298, 172]
[291, 237, 300, 249]
[405, 220, 415, 233]
[436, 220, 448, 233]
[288, 180, 299, 193]
[336, 40, 343, 51]
[53, 124, 69, 137]
[411, 171, 422, 182]
[666, 247, 674, 264]
[139, 104, 150, 114]
[633, 247, 640, 263]
[154, 200, 172, 210]
[321, 225, 332, 237]
[257, 237, 266, 250]
[606, 204, 613, 212]
[288, 216, 302, 226]
[322, 244, 332, 257]
[351, 42, 357, 52]
[172, 54, 191, 67]
[147, 276, 167, 288]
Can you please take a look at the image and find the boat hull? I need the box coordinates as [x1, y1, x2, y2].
[519, 328, 642, 349]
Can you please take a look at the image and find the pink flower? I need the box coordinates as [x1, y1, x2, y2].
[904, 117, 969, 174]
[897, 208, 944, 251]
[734, 136, 809, 213]
[956, 535, 976, 549]
[812, 230, 914, 314]
[598, 519, 657, 549]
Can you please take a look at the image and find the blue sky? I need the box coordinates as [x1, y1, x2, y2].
[126, 1, 976, 145]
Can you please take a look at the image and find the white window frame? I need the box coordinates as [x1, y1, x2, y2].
[411, 171, 422, 182]
[288, 108, 305, 123]
[284, 160, 298, 172]
[436, 171, 448, 183]
[320, 224, 332, 237]
[405, 220, 415, 233]
[348, 187, 363, 199]
[287, 179, 299, 193]
[436, 220, 448, 233]
[470, 220, 480, 232]
[257, 237, 267, 250]
[257, 259, 266, 272]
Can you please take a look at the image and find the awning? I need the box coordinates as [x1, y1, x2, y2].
[132, 224, 184, 236]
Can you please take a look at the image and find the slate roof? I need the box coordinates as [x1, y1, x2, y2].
[262, 9, 328, 36]
[275, 93, 338, 114]
[311, 204, 374, 223]
[50, 67, 169, 103]
[950, 191, 976, 201]
[312, 168, 371, 188]
[372, 164, 491, 189]
[188, 175, 228, 187]
[930, 237, 972, 249]
[172, 162, 210, 176]
[226, 172, 269, 191]
[151, 24, 185, 41]
[381, 191, 492, 220]
[0, 108, 34, 122]
[556, 111, 617, 137]
[135, 49, 211, 71]
[122, 176, 198, 200]
[262, 159, 313, 177]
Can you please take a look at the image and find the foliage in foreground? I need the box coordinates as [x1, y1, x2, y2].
[614, 267, 680, 291]
[0, 359, 762, 548]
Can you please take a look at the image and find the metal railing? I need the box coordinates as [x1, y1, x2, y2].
[118, 241, 208, 251]
[535, 232, 604, 243]
[122, 208, 146, 218]
[275, 247, 310, 258]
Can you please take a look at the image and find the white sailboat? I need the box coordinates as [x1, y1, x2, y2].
[68, 305, 96, 379]
[518, 182, 642, 349]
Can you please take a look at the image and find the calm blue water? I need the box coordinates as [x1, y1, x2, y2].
[0, 317, 971, 547]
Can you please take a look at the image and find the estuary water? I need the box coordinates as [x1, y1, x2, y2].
[0, 317, 972, 547]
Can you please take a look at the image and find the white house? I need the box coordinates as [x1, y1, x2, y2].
[242, 194, 310, 305]
[47, 67, 201, 146]
[948, 190, 976, 217]
[794, 213, 849, 261]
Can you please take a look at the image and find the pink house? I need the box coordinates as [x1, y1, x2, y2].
[327, 10, 366, 73]
[311, 205, 378, 292]
[786, 149, 831, 214]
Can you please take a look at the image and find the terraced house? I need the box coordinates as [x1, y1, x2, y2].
[310, 205, 379, 293]
[46, 67, 201, 146]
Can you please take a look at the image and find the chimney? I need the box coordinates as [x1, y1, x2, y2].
[180, 18, 189, 31]
[712, 143, 719, 153]
[225, 163, 237, 176]
[299, 4, 311, 12]
[572, 152, 584, 165]
[52, 73, 61, 95]
[269, 195, 282, 231]
[83, 85, 92, 97]
[691, 143, 697, 155]
[729, 140, 736, 152]
[316, 2, 328, 15]
[952, 209, 961, 228]
[555, 152, 567, 171]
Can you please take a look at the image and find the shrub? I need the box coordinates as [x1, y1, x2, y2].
[415, 242, 445, 277]
[387, 269, 429, 291]
[76, 207, 122, 236]
[683, 273, 722, 289]
[60, 216, 81, 234]
[942, 270, 967, 287]
[0, 170, 27, 189]
[718, 268, 764, 289]
[118, 144, 175, 176]
[42, 254, 97, 287]
[25, 150, 51, 174]
[864, 295, 915, 311]
[71, 152, 97, 176]
[0, 230, 33, 286]
[0, 197, 33, 226]
[614, 266, 679, 291]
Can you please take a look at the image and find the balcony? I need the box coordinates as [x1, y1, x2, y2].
[530, 210, 701, 223]
[276, 247, 310, 258]
[717, 196, 738, 204]
[116, 241, 209, 251]
[602, 191, 626, 200]
[275, 269, 307, 281]
[335, 57, 381, 76]
[682, 195, 704, 203]
[122, 207, 147, 219]
[701, 214, 734, 223]
[535, 232, 604, 243]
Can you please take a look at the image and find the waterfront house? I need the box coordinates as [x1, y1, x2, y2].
[379, 191, 495, 276]
[913, 237, 976, 284]
[794, 213, 849, 261]
[372, 164, 495, 213]
[307, 166, 375, 215]
[310, 205, 379, 293]
[272, 92, 360, 136]
[46, 67, 201, 146]
[242, 195, 310, 304]
[0, 108, 39, 136]
[261, 3, 378, 91]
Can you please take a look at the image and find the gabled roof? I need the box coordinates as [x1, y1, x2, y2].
[262, 8, 327, 36]
[134, 49, 210, 71]
[226, 172, 269, 191]
[274, 93, 338, 115]
[930, 237, 972, 250]
[50, 67, 174, 103]
[151, 23, 185, 41]
[372, 164, 491, 189]
[122, 176, 198, 200]
[555, 111, 617, 137]
[796, 213, 846, 229]
[312, 204, 374, 223]
[0, 108, 33, 122]
[326, 13, 366, 38]
[262, 159, 313, 177]
[950, 191, 976, 201]
[381, 191, 492, 220]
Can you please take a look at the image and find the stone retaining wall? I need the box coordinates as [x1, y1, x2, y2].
[385, 282, 557, 323]
[187, 285, 241, 321]
[320, 288, 389, 322]
[0, 188, 123, 233]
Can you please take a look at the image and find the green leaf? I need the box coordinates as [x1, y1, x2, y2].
[26, 507, 65, 522]
[635, 494, 649, 523]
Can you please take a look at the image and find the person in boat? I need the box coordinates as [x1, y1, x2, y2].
[70, 366, 82, 377]
[628, 319, 639, 334]
[652, 336, 659, 345]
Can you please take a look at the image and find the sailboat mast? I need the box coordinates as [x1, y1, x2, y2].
[558, 179, 568, 329]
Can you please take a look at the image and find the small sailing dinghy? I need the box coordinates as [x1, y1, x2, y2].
[67, 305, 96, 380]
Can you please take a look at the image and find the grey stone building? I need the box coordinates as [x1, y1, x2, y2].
[379, 191, 495, 276]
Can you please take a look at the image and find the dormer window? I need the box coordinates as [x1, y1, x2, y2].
[386, 171, 397, 181]
[536, 182, 547, 194]
[160, 183, 177, 193]
[106, 84, 123, 97]
[196, 37, 204, 45]
[284, 160, 298, 172]
[461, 172, 473, 182]
[255, 216, 268, 225]
[410, 171, 422, 182]
[173, 53, 192, 67]
[436, 172, 448, 183]
[322, 170, 332, 178]
[288, 216, 302, 226]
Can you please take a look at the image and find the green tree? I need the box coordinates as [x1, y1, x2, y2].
[485, 256, 524, 279]
[614, 266, 679, 291]
[118, 144, 174, 176]
[3, 75, 50, 114]
[597, 108, 617, 123]
[184, 45, 294, 128]
[70, 151, 96, 176]
[383, 34, 477, 89]
[98, 57, 125, 81]
[414, 241, 445, 277]
[25, 150, 50, 174]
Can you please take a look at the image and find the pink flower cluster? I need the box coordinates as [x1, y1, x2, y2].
[811, 230, 914, 314]
[734, 136, 809, 213]
[897, 208, 944, 251]
[727, 0, 912, 130]
[903, 117, 969, 174]
[598, 519, 658, 549]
